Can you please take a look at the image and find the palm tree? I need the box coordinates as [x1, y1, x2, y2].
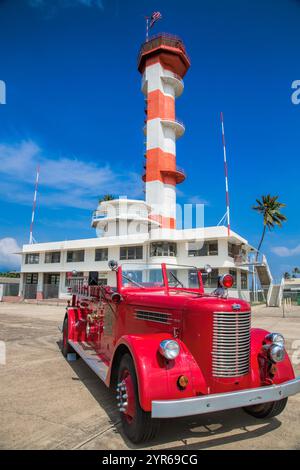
[292, 267, 300, 278]
[252, 194, 287, 260]
[98, 194, 115, 204]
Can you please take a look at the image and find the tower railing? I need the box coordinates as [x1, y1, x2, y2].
[138, 33, 190, 66]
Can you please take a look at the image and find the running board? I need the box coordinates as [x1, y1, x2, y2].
[68, 340, 108, 382]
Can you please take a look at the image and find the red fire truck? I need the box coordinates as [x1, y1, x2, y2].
[62, 261, 300, 443]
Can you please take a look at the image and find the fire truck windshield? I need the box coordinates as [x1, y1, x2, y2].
[120, 263, 201, 290]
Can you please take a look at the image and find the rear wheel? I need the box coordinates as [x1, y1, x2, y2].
[243, 397, 288, 419]
[117, 353, 160, 443]
[62, 316, 75, 358]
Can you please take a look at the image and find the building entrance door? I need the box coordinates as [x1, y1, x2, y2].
[24, 273, 38, 299]
[43, 273, 60, 299]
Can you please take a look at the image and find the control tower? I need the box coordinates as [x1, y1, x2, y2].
[138, 34, 190, 229]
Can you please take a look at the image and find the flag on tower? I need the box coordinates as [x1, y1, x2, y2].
[150, 11, 162, 28]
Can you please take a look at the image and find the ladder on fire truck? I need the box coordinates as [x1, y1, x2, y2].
[66, 276, 114, 380]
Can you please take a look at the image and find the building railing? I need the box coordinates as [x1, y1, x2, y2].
[175, 166, 186, 176]
[92, 208, 149, 220]
[161, 117, 185, 127]
[234, 250, 266, 266]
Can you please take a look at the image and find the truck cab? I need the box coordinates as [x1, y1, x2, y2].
[62, 261, 300, 443]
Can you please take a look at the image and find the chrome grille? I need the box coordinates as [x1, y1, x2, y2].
[212, 311, 251, 377]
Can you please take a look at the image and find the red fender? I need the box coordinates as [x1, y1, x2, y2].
[250, 328, 295, 387]
[108, 333, 208, 412]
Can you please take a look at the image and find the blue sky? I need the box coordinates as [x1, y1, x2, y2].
[0, 0, 299, 278]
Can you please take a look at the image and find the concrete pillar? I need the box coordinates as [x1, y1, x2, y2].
[18, 273, 24, 298]
[36, 272, 44, 300]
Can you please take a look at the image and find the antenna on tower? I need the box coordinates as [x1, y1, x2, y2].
[219, 112, 231, 237]
[29, 165, 40, 244]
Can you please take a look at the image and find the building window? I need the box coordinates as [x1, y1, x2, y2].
[25, 253, 40, 264]
[95, 248, 108, 262]
[228, 243, 241, 258]
[25, 273, 38, 284]
[188, 241, 218, 257]
[66, 250, 85, 262]
[229, 269, 237, 288]
[45, 252, 61, 263]
[44, 273, 60, 285]
[201, 268, 219, 288]
[241, 271, 248, 290]
[150, 242, 177, 257]
[120, 246, 143, 260]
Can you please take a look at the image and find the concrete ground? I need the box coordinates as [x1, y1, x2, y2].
[0, 302, 299, 450]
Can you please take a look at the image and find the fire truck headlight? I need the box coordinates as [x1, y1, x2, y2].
[266, 333, 285, 347]
[159, 340, 180, 360]
[269, 343, 285, 363]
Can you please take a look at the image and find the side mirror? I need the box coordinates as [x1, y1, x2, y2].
[108, 259, 118, 271]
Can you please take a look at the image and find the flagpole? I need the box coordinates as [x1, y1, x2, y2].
[220, 112, 231, 238]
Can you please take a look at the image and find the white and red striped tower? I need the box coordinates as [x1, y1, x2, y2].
[138, 34, 190, 229]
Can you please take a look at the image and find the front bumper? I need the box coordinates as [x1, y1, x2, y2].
[151, 377, 300, 418]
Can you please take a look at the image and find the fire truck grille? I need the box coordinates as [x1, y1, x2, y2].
[212, 311, 251, 378]
[135, 310, 171, 324]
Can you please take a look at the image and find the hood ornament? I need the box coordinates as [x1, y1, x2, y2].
[232, 303, 241, 310]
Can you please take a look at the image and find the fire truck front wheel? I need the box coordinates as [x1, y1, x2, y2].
[243, 397, 288, 419]
[117, 353, 160, 443]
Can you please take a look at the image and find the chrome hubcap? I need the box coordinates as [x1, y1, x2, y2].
[116, 380, 128, 413]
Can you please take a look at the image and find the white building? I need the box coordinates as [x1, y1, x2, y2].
[20, 199, 253, 301]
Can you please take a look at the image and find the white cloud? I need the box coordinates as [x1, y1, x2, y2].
[0, 140, 142, 210]
[0, 238, 21, 270]
[271, 244, 300, 257]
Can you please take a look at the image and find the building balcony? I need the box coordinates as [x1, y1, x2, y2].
[161, 74, 184, 97]
[91, 206, 153, 229]
[142, 166, 186, 184]
[161, 118, 185, 138]
[142, 73, 184, 97]
[143, 118, 185, 139]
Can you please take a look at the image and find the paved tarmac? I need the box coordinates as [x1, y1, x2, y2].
[0, 302, 299, 450]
